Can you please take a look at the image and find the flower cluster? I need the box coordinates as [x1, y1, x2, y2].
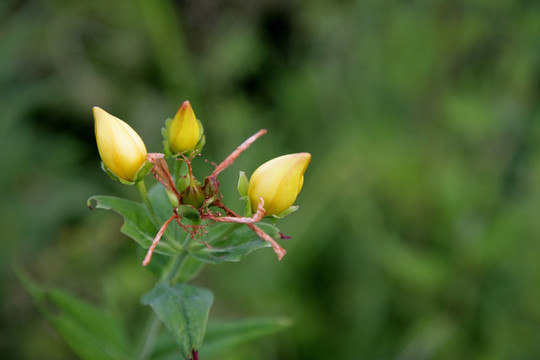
[93, 101, 311, 265]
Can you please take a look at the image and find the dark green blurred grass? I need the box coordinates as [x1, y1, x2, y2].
[2, 0, 540, 359]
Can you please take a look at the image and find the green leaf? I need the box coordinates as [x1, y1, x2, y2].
[16, 269, 132, 360]
[88, 195, 179, 256]
[141, 283, 213, 359]
[188, 222, 281, 263]
[177, 204, 201, 224]
[201, 317, 292, 357]
[148, 317, 291, 360]
[174, 255, 206, 283]
[147, 184, 202, 235]
[147, 184, 175, 224]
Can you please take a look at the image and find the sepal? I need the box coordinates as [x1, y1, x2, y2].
[194, 119, 206, 153]
[101, 160, 153, 185]
[237, 171, 249, 197]
[177, 204, 201, 224]
[162, 118, 175, 158]
[270, 205, 299, 220]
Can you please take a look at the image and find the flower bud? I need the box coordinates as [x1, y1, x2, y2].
[248, 153, 311, 215]
[168, 101, 202, 154]
[93, 107, 147, 182]
[182, 183, 205, 208]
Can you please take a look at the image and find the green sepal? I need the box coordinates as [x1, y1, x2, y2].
[195, 118, 206, 153]
[100, 160, 153, 186]
[133, 160, 154, 182]
[237, 171, 249, 197]
[161, 118, 175, 158]
[241, 195, 253, 217]
[238, 171, 252, 217]
[177, 204, 201, 224]
[270, 205, 299, 221]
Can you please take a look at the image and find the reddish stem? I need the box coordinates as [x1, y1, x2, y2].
[148, 153, 180, 198]
[143, 213, 177, 266]
[211, 200, 286, 260]
[248, 223, 286, 260]
[207, 198, 266, 224]
[211, 129, 267, 178]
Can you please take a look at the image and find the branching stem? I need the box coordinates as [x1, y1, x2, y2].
[211, 129, 266, 178]
[143, 214, 177, 266]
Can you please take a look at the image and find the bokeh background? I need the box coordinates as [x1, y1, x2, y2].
[2, 0, 540, 359]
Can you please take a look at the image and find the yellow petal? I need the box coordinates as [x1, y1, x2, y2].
[248, 153, 311, 215]
[168, 101, 201, 153]
[93, 107, 147, 181]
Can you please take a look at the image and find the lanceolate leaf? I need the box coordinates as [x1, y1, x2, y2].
[201, 317, 292, 357]
[17, 270, 132, 360]
[141, 283, 213, 359]
[146, 317, 292, 360]
[147, 183, 175, 224]
[88, 195, 179, 256]
[188, 222, 281, 263]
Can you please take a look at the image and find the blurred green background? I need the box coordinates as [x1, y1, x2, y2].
[2, 0, 540, 359]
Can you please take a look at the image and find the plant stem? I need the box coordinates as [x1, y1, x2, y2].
[136, 180, 160, 225]
[161, 247, 189, 284]
[136, 235, 192, 360]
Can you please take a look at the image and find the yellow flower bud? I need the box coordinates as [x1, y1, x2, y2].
[248, 153, 311, 215]
[168, 101, 202, 154]
[93, 107, 147, 182]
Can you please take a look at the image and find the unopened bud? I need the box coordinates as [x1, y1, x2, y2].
[182, 183, 205, 208]
[93, 107, 147, 182]
[248, 153, 311, 215]
[168, 101, 203, 154]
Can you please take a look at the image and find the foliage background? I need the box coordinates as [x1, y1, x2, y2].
[2, 0, 540, 359]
